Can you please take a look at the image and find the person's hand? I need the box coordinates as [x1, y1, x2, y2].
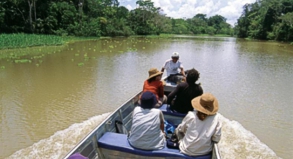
[158, 100, 162, 105]
[182, 76, 186, 82]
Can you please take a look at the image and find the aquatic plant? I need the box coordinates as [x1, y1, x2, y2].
[78, 63, 84, 66]
[0, 34, 64, 49]
[14, 59, 32, 63]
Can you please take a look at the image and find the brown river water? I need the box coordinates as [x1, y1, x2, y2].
[0, 36, 292, 159]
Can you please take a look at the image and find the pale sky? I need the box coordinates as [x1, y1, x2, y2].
[118, 0, 256, 26]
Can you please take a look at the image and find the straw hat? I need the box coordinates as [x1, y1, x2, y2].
[192, 93, 219, 115]
[147, 68, 163, 80]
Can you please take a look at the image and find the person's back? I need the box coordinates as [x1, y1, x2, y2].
[175, 93, 222, 156]
[177, 111, 220, 155]
[128, 91, 165, 150]
[167, 68, 203, 113]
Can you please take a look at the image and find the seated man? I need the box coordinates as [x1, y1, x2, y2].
[167, 68, 203, 114]
[161, 52, 186, 83]
[128, 91, 166, 150]
[175, 93, 222, 156]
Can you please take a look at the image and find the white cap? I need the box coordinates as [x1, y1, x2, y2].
[172, 52, 179, 57]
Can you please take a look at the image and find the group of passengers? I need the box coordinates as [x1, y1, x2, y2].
[128, 52, 222, 157]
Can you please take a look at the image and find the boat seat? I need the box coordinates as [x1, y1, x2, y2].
[97, 132, 211, 159]
[159, 104, 187, 117]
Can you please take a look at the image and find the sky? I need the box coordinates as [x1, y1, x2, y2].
[118, 0, 256, 26]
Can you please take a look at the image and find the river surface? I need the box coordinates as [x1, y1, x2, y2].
[0, 36, 292, 159]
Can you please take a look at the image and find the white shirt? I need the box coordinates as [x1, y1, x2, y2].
[128, 107, 165, 150]
[162, 59, 183, 76]
[176, 110, 222, 156]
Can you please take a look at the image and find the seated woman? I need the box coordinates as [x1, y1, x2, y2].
[142, 68, 167, 108]
[175, 93, 222, 156]
[167, 68, 203, 114]
[128, 91, 166, 150]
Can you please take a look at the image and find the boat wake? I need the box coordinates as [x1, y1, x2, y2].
[6, 113, 111, 159]
[218, 114, 280, 159]
[6, 113, 280, 159]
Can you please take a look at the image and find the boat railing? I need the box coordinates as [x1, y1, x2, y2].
[63, 91, 141, 159]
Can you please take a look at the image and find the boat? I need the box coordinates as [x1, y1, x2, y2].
[63, 78, 221, 159]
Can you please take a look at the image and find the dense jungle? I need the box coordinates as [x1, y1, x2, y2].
[0, 0, 292, 41]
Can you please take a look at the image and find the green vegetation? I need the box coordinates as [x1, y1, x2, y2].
[0, 0, 233, 37]
[0, 34, 99, 49]
[0, 45, 65, 60]
[235, 0, 293, 41]
[0, 34, 64, 49]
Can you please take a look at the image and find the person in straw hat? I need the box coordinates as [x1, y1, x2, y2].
[175, 93, 222, 156]
[141, 68, 167, 108]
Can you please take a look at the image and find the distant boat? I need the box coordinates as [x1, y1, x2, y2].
[64, 77, 221, 159]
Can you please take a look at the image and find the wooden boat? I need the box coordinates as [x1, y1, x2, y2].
[64, 79, 221, 159]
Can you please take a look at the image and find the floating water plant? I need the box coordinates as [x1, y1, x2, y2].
[78, 63, 84, 66]
[1, 66, 5, 69]
[84, 57, 89, 61]
[75, 53, 79, 56]
[14, 59, 32, 63]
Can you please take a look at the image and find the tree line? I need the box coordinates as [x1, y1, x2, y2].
[235, 0, 293, 41]
[0, 0, 233, 37]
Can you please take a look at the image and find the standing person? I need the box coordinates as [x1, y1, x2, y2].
[167, 68, 203, 114]
[161, 52, 186, 83]
[142, 68, 167, 108]
[128, 91, 166, 150]
[175, 93, 222, 156]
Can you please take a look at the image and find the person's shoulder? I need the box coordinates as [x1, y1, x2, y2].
[179, 82, 188, 86]
[165, 59, 172, 63]
[134, 106, 141, 111]
[151, 108, 161, 113]
[187, 111, 197, 118]
[177, 82, 188, 88]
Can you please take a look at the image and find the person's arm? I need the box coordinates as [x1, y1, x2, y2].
[167, 84, 181, 104]
[158, 81, 164, 98]
[142, 80, 147, 92]
[159, 111, 165, 133]
[161, 60, 168, 73]
[180, 67, 186, 77]
[212, 119, 222, 143]
[176, 112, 193, 134]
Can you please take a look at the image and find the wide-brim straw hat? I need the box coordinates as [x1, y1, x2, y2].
[148, 68, 163, 80]
[192, 93, 219, 115]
